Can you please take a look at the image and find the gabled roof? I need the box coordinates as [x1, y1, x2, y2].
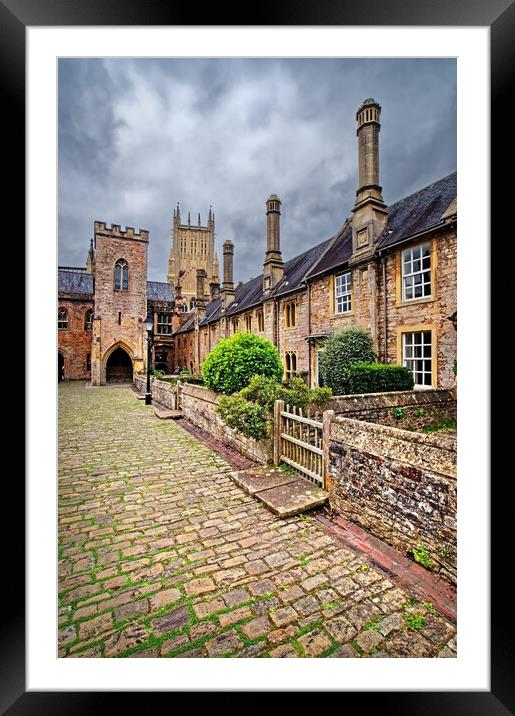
[58, 268, 94, 295]
[378, 171, 457, 249]
[147, 281, 173, 301]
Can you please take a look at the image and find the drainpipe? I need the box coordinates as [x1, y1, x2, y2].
[381, 253, 388, 363]
[307, 281, 312, 386]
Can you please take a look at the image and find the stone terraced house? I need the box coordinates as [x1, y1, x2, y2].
[58, 98, 457, 389]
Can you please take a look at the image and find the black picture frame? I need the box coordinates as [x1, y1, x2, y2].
[5, 0, 510, 712]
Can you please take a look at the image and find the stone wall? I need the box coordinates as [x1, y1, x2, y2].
[133, 375, 271, 464]
[327, 415, 457, 584]
[180, 383, 272, 464]
[326, 388, 456, 430]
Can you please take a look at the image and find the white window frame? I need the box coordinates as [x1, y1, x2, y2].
[401, 242, 431, 302]
[334, 272, 352, 314]
[402, 330, 433, 388]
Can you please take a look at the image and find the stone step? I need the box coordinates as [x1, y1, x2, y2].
[231, 466, 328, 518]
[154, 408, 183, 420]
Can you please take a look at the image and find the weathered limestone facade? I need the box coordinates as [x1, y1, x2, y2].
[90, 223, 148, 385]
[59, 98, 456, 392]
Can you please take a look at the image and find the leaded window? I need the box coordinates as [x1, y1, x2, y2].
[156, 313, 172, 335]
[114, 259, 129, 291]
[285, 351, 298, 380]
[84, 309, 93, 330]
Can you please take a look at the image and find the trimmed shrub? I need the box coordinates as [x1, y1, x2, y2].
[217, 394, 270, 441]
[347, 362, 414, 394]
[202, 333, 283, 394]
[308, 386, 333, 409]
[238, 374, 333, 414]
[318, 328, 376, 394]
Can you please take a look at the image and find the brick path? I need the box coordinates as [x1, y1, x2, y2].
[58, 382, 457, 658]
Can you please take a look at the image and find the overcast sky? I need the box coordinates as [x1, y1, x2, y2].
[58, 58, 456, 283]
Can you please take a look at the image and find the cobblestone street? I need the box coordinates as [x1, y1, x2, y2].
[58, 382, 456, 658]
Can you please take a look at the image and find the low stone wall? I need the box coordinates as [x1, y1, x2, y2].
[133, 374, 270, 464]
[326, 388, 456, 431]
[180, 383, 272, 465]
[327, 415, 457, 584]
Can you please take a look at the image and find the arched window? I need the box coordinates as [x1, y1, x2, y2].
[189, 298, 196, 311]
[114, 259, 129, 291]
[58, 307, 68, 330]
[84, 308, 93, 330]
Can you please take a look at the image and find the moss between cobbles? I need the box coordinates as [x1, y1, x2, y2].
[350, 639, 363, 655]
[363, 615, 384, 632]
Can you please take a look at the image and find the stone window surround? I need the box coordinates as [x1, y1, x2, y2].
[156, 312, 172, 335]
[114, 258, 129, 291]
[334, 271, 352, 315]
[396, 323, 437, 389]
[284, 300, 297, 328]
[257, 310, 264, 332]
[395, 238, 438, 307]
[284, 350, 298, 379]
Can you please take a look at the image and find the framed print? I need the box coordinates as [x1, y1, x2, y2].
[4, 0, 511, 711]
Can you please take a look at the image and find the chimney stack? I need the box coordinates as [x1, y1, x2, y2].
[220, 240, 235, 310]
[263, 194, 284, 293]
[350, 98, 388, 261]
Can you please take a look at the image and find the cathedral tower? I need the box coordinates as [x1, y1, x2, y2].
[167, 205, 218, 309]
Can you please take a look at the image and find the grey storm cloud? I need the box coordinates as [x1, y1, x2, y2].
[58, 58, 456, 283]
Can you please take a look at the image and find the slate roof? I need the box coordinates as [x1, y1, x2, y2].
[306, 171, 457, 279]
[147, 281, 173, 301]
[305, 223, 352, 280]
[175, 312, 195, 334]
[174, 171, 457, 333]
[199, 297, 222, 326]
[58, 268, 94, 294]
[378, 171, 457, 249]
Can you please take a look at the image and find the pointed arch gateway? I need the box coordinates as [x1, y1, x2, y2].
[104, 342, 134, 383]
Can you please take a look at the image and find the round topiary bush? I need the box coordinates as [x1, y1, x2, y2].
[202, 333, 283, 394]
[318, 327, 376, 395]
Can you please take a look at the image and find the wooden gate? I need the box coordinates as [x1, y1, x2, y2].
[274, 400, 325, 487]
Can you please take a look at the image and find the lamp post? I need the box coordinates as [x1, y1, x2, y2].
[144, 314, 153, 405]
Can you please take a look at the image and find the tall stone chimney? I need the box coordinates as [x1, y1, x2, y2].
[263, 194, 284, 294]
[196, 268, 208, 312]
[350, 98, 388, 263]
[220, 240, 235, 310]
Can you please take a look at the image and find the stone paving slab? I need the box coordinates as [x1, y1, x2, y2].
[232, 467, 299, 496]
[58, 382, 457, 659]
[253, 477, 329, 517]
[154, 408, 183, 420]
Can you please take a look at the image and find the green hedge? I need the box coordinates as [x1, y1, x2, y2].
[202, 333, 283, 394]
[217, 394, 270, 441]
[347, 362, 414, 394]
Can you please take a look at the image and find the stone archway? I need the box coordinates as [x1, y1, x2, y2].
[105, 346, 133, 383]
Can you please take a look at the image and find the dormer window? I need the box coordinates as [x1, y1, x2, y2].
[114, 259, 128, 291]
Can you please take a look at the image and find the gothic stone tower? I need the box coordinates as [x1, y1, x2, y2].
[90, 222, 149, 385]
[167, 205, 219, 310]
